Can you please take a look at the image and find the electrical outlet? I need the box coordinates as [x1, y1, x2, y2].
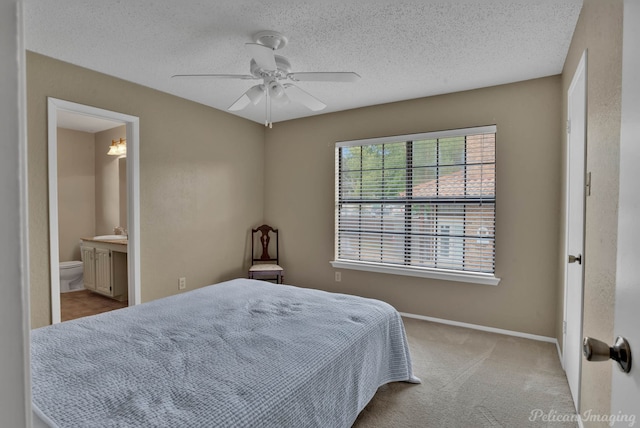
[335, 271, 341, 282]
[178, 277, 186, 290]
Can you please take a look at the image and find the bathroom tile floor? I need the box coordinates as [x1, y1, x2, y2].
[61, 290, 128, 322]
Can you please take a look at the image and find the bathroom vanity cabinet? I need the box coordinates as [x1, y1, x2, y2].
[81, 238, 128, 301]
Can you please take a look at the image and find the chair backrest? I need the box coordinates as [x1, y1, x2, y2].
[251, 224, 279, 264]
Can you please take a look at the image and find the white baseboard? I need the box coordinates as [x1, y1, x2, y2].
[400, 312, 558, 344]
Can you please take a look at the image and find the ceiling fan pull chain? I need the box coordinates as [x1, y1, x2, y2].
[265, 90, 269, 127]
[268, 90, 273, 128]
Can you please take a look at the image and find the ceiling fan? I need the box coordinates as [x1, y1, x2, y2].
[172, 31, 361, 127]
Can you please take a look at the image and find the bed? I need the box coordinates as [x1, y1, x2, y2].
[31, 278, 420, 427]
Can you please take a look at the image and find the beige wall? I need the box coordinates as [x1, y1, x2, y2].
[27, 51, 265, 328]
[558, 0, 623, 423]
[57, 128, 96, 262]
[95, 125, 126, 235]
[264, 76, 562, 337]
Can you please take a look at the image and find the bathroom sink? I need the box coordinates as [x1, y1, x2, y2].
[92, 235, 127, 241]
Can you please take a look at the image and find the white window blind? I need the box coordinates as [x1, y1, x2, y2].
[334, 125, 496, 278]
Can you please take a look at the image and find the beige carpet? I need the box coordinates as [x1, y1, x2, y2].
[354, 318, 578, 427]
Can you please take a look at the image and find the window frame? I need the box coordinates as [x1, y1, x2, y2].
[331, 125, 500, 286]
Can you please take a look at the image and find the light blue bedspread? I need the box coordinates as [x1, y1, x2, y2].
[32, 278, 420, 427]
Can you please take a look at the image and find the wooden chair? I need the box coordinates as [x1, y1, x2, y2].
[248, 224, 284, 284]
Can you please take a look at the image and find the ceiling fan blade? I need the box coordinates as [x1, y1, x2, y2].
[284, 84, 326, 111]
[228, 93, 251, 111]
[287, 72, 361, 83]
[245, 43, 277, 71]
[172, 73, 257, 80]
[229, 85, 266, 111]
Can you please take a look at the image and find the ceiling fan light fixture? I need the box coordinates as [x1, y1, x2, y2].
[268, 80, 285, 99]
[271, 92, 290, 106]
[247, 84, 266, 105]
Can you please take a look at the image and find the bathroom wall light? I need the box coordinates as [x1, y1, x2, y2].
[107, 138, 126, 156]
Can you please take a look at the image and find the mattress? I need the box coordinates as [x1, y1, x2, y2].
[31, 278, 419, 427]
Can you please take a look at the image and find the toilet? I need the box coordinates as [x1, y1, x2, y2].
[59, 261, 84, 293]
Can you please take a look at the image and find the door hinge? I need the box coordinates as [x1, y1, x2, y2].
[563, 320, 567, 334]
[586, 171, 591, 196]
[566, 119, 571, 134]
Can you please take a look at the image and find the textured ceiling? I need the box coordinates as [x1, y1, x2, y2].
[25, 0, 582, 125]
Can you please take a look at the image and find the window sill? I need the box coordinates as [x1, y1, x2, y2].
[329, 260, 500, 286]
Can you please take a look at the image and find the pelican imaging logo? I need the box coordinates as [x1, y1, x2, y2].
[529, 409, 636, 426]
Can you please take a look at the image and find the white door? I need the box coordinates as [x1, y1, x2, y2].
[610, 0, 640, 422]
[563, 50, 587, 411]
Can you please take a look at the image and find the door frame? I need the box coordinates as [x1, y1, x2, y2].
[47, 98, 141, 323]
[562, 50, 587, 411]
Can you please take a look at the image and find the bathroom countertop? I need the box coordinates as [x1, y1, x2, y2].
[81, 237, 128, 245]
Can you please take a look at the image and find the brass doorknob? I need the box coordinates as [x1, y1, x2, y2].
[583, 336, 632, 373]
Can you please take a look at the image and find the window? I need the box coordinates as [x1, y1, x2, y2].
[332, 125, 499, 285]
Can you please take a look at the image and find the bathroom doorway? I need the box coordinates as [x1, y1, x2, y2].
[47, 98, 141, 323]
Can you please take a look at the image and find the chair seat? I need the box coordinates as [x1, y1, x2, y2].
[249, 264, 284, 272]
